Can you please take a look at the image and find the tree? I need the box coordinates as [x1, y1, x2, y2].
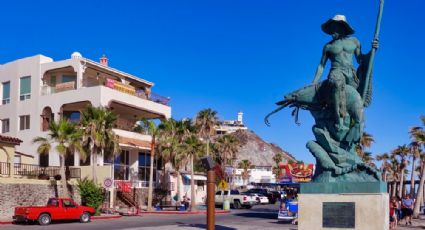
[156, 118, 195, 205]
[238, 159, 252, 186]
[77, 177, 104, 215]
[272, 152, 284, 166]
[392, 144, 411, 198]
[357, 132, 376, 167]
[135, 119, 158, 211]
[179, 134, 204, 211]
[410, 115, 425, 218]
[215, 134, 241, 188]
[376, 153, 391, 181]
[80, 106, 120, 183]
[409, 141, 420, 197]
[194, 109, 218, 157]
[33, 119, 85, 197]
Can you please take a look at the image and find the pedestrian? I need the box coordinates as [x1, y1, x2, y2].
[390, 197, 397, 229]
[395, 196, 402, 224]
[401, 195, 414, 225]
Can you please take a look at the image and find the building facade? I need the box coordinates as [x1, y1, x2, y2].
[227, 165, 276, 188]
[0, 53, 171, 188]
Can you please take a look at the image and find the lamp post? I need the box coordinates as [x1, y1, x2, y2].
[201, 156, 216, 230]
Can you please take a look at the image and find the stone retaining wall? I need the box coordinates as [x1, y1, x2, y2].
[0, 180, 81, 219]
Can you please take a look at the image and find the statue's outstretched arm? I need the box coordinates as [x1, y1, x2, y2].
[312, 45, 328, 84]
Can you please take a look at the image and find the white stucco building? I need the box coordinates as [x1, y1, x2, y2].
[227, 165, 276, 188]
[0, 53, 171, 186]
[215, 111, 248, 135]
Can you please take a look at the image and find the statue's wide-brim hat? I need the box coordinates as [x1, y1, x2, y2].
[321, 15, 355, 35]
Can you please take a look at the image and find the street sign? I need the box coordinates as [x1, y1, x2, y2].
[103, 177, 113, 189]
[218, 180, 228, 190]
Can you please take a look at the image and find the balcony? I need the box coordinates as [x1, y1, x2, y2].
[41, 79, 170, 106]
[0, 162, 81, 179]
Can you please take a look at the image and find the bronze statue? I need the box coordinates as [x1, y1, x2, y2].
[265, 0, 384, 182]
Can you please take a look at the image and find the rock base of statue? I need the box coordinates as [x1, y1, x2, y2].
[298, 182, 389, 230]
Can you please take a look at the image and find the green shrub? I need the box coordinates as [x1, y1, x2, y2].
[77, 177, 104, 215]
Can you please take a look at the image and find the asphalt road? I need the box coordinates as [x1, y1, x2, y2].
[2, 204, 298, 230]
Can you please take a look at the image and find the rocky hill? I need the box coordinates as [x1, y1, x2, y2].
[231, 130, 296, 166]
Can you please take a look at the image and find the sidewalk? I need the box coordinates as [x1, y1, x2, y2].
[397, 215, 425, 229]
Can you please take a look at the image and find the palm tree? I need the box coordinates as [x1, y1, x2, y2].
[413, 150, 425, 218]
[376, 153, 391, 181]
[392, 144, 411, 198]
[135, 119, 158, 211]
[238, 159, 252, 186]
[80, 106, 120, 183]
[33, 119, 85, 197]
[409, 142, 420, 197]
[156, 118, 179, 201]
[388, 156, 401, 197]
[356, 132, 375, 167]
[215, 134, 240, 188]
[272, 152, 284, 166]
[410, 115, 425, 218]
[179, 134, 204, 211]
[194, 109, 218, 157]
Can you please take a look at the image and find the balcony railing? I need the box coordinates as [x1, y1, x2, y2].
[114, 179, 158, 189]
[0, 162, 10, 175]
[41, 81, 170, 106]
[0, 162, 80, 179]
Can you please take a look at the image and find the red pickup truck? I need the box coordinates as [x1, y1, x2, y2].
[13, 198, 95, 225]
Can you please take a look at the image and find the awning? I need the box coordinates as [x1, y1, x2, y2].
[118, 136, 151, 150]
[184, 174, 207, 181]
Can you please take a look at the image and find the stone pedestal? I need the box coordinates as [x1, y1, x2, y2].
[298, 182, 389, 230]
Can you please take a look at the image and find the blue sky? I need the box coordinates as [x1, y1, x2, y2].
[0, 0, 424, 164]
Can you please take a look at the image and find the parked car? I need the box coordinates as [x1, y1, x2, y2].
[246, 188, 278, 204]
[243, 192, 269, 205]
[215, 190, 256, 209]
[13, 198, 95, 225]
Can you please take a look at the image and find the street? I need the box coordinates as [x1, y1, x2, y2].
[2, 204, 297, 230]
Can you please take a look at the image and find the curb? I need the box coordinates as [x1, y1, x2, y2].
[140, 210, 231, 215]
[0, 221, 13, 225]
[92, 215, 123, 220]
[0, 215, 123, 225]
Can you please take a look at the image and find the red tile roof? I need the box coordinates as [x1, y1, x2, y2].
[0, 135, 23, 145]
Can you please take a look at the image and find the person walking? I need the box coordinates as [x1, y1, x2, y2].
[390, 197, 398, 229]
[401, 195, 414, 225]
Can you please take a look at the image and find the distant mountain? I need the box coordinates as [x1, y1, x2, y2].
[230, 130, 296, 166]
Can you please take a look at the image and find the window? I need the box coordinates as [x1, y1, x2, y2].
[2, 81, 10, 104]
[215, 191, 222, 195]
[230, 190, 239, 195]
[20, 76, 31, 101]
[39, 152, 49, 167]
[1, 119, 10, 133]
[14, 155, 21, 164]
[62, 200, 76, 208]
[138, 151, 156, 184]
[19, 115, 30, 130]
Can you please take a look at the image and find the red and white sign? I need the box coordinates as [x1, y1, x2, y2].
[278, 163, 314, 183]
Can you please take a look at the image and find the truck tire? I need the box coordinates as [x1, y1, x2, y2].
[80, 212, 91, 223]
[38, 213, 51, 225]
[233, 200, 241, 209]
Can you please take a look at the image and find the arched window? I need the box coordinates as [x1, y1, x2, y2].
[41, 107, 54, 132]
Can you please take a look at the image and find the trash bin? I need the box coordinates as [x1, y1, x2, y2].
[179, 204, 186, 211]
[223, 199, 230, 211]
